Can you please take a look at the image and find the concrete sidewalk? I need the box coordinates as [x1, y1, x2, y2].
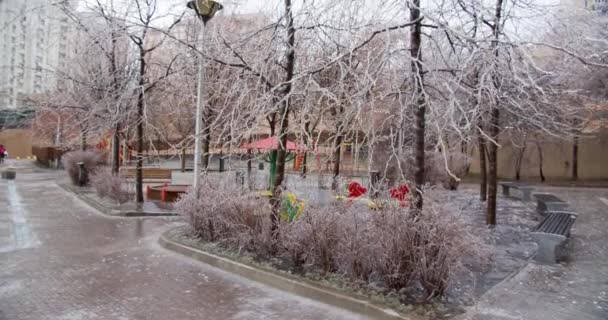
[457, 186, 608, 320]
[0, 164, 369, 320]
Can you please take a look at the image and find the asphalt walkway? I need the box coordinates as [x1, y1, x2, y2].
[0, 162, 368, 320]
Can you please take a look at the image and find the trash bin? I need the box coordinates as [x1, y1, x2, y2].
[1, 169, 16, 180]
[77, 162, 88, 186]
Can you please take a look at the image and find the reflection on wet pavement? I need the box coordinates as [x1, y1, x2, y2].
[0, 164, 369, 320]
[0, 181, 40, 253]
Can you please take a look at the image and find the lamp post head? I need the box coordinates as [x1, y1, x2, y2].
[187, 0, 223, 24]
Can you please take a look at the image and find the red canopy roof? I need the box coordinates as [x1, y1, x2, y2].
[242, 136, 306, 151]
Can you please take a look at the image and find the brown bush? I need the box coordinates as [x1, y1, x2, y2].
[280, 204, 342, 273]
[90, 168, 132, 204]
[61, 150, 104, 186]
[175, 177, 275, 255]
[279, 201, 488, 300]
[178, 177, 488, 301]
[370, 208, 418, 290]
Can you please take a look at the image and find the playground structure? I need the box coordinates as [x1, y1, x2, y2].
[242, 136, 307, 189]
[335, 181, 411, 209]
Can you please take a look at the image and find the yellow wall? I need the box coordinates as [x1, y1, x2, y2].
[0, 129, 33, 159]
[469, 136, 608, 180]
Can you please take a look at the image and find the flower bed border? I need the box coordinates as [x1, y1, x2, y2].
[57, 182, 178, 217]
[159, 227, 419, 320]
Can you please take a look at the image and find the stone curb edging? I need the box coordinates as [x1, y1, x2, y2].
[159, 228, 416, 320]
[56, 182, 178, 217]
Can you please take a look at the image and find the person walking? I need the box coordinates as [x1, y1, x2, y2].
[0, 145, 6, 164]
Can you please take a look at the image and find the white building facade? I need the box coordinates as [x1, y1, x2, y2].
[0, 0, 74, 109]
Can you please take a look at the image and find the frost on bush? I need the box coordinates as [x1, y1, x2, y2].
[177, 176, 488, 301]
[280, 201, 488, 300]
[280, 204, 342, 273]
[90, 168, 132, 204]
[61, 150, 104, 186]
[175, 176, 274, 255]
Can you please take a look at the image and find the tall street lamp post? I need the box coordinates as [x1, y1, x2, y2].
[187, 0, 223, 194]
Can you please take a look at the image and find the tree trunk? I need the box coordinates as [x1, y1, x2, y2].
[54, 114, 62, 146]
[135, 51, 146, 204]
[301, 151, 308, 178]
[486, 0, 504, 226]
[123, 140, 129, 165]
[268, 113, 276, 136]
[271, 0, 296, 233]
[80, 129, 87, 151]
[410, 0, 426, 211]
[331, 133, 343, 191]
[537, 142, 545, 183]
[486, 108, 499, 226]
[478, 133, 487, 202]
[111, 123, 120, 175]
[514, 145, 526, 181]
[572, 135, 578, 181]
[181, 147, 186, 172]
[301, 122, 310, 178]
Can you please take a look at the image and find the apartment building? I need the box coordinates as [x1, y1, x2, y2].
[0, 0, 74, 109]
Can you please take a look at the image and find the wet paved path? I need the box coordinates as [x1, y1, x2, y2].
[457, 186, 608, 320]
[0, 164, 367, 320]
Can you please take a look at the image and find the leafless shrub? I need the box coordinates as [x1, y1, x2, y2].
[175, 176, 275, 255]
[90, 168, 132, 204]
[178, 175, 488, 301]
[333, 208, 378, 281]
[280, 204, 342, 273]
[61, 150, 104, 186]
[409, 206, 486, 300]
[371, 208, 418, 291]
[283, 200, 488, 300]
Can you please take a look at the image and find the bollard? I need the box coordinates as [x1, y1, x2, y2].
[77, 162, 88, 186]
[161, 187, 167, 202]
[146, 185, 151, 197]
[235, 171, 245, 185]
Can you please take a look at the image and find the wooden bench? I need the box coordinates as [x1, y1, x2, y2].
[531, 211, 577, 263]
[533, 193, 569, 215]
[499, 182, 534, 201]
[119, 167, 172, 181]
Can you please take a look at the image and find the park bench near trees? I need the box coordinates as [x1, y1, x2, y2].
[531, 211, 577, 264]
[533, 193, 569, 215]
[119, 167, 171, 181]
[499, 182, 535, 201]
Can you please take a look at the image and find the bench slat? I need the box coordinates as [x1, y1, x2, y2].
[536, 212, 576, 236]
[119, 167, 171, 180]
